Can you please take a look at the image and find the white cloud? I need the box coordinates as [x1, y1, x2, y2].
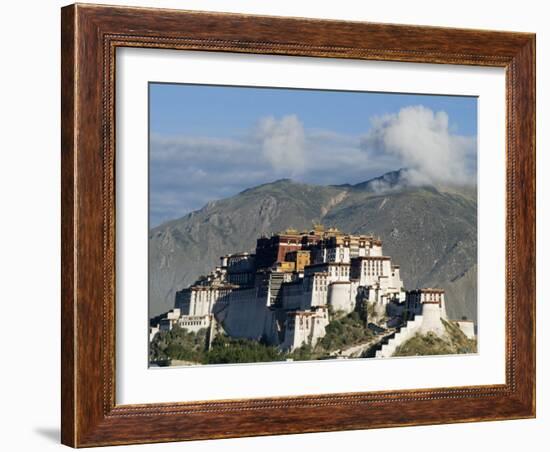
[361, 105, 476, 186]
[150, 108, 477, 226]
[257, 115, 306, 176]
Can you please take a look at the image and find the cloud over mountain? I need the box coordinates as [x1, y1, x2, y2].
[150, 107, 476, 226]
[361, 106, 477, 186]
[150, 118, 374, 225]
[257, 115, 306, 175]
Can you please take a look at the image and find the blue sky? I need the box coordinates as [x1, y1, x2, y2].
[149, 83, 477, 227]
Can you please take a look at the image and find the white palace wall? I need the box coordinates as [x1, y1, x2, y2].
[281, 282, 304, 310]
[223, 288, 269, 340]
[177, 315, 212, 333]
[419, 303, 446, 336]
[376, 300, 452, 358]
[302, 273, 329, 309]
[281, 309, 329, 351]
[328, 281, 357, 314]
[456, 320, 476, 339]
[376, 315, 425, 358]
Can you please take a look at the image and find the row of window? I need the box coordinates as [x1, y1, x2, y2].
[179, 320, 207, 326]
[329, 266, 350, 276]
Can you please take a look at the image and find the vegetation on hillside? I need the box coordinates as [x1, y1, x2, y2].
[289, 312, 375, 361]
[149, 326, 208, 363]
[150, 312, 377, 365]
[318, 311, 374, 352]
[392, 320, 477, 357]
[150, 315, 475, 365]
[204, 335, 285, 364]
[150, 326, 287, 365]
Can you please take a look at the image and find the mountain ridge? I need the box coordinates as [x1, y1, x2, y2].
[149, 171, 477, 324]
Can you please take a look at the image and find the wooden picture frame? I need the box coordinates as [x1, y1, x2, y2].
[61, 3, 536, 447]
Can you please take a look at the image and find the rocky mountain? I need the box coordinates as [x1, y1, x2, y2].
[148, 170, 477, 324]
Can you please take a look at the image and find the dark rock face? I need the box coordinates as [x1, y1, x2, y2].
[149, 172, 477, 324]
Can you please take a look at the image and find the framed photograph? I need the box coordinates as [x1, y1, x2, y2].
[61, 3, 535, 447]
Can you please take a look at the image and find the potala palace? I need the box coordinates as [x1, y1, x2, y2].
[150, 226, 475, 358]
